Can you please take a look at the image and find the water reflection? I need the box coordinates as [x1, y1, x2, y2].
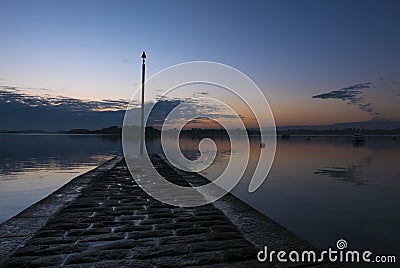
[0, 155, 110, 178]
[0, 134, 121, 223]
[352, 139, 366, 147]
[314, 156, 371, 185]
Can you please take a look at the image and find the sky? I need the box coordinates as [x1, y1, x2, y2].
[1, 0, 399, 128]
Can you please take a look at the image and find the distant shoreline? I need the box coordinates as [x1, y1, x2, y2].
[1, 125, 400, 136]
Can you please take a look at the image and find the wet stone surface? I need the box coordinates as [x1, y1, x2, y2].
[0, 156, 267, 268]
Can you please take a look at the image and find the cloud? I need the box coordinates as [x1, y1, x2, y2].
[1, 84, 256, 130]
[312, 82, 377, 114]
[141, 96, 249, 129]
[0, 85, 130, 112]
[0, 85, 131, 130]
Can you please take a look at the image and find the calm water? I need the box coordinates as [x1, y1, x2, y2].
[0, 134, 121, 223]
[149, 135, 400, 257]
[1, 134, 399, 259]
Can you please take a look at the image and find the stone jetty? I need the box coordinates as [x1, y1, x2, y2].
[0, 156, 341, 267]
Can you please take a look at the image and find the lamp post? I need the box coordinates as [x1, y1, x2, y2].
[140, 51, 146, 155]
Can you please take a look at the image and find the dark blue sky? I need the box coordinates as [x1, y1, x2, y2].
[1, 0, 399, 126]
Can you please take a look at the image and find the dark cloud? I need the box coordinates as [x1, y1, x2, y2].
[312, 82, 376, 114]
[185, 117, 218, 125]
[0, 85, 130, 112]
[192, 91, 209, 98]
[0, 85, 131, 131]
[147, 99, 182, 127]
[0, 85, 253, 130]
[143, 96, 249, 129]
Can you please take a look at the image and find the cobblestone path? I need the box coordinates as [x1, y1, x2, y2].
[1, 156, 267, 268]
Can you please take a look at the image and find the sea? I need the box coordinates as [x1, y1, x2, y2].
[1, 133, 399, 259]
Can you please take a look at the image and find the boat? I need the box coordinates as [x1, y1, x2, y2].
[351, 133, 366, 142]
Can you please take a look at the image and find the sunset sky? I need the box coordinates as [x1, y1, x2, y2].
[1, 0, 399, 127]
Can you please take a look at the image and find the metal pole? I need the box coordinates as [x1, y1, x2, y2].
[140, 51, 146, 155]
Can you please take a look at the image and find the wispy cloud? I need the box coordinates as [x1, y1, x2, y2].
[312, 82, 377, 114]
[143, 96, 249, 129]
[0, 85, 130, 112]
[1, 84, 245, 130]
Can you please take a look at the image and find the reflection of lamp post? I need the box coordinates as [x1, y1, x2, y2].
[140, 51, 146, 155]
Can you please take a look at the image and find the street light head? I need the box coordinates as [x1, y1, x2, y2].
[141, 51, 146, 59]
